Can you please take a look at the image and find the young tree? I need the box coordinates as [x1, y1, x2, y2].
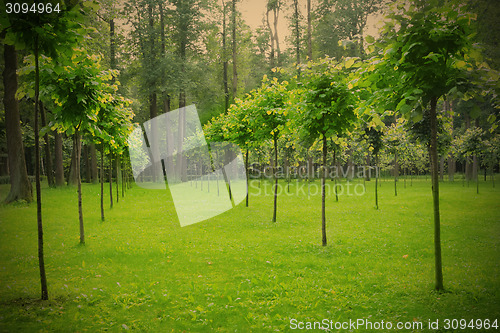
[366, 0, 482, 290]
[2, 0, 86, 300]
[297, 58, 357, 246]
[250, 75, 290, 222]
[34, 52, 133, 244]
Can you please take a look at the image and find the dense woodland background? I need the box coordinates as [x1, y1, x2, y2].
[1, 0, 499, 194]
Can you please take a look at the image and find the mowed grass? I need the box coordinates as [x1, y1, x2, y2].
[0, 177, 499, 332]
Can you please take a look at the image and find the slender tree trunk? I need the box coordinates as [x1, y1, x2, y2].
[222, 2, 229, 112]
[54, 131, 65, 187]
[440, 156, 445, 181]
[67, 143, 78, 186]
[40, 102, 54, 187]
[430, 96, 444, 291]
[90, 143, 98, 184]
[231, 0, 238, 100]
[307, 0, 312, 60]
[3, 44, 32, 203]
[116, 155, 120, 203]
[83, 145, 91, 183]
[293, 0, 300, 68]
[333, 147, 338, 202]
[74, 131, 84, 245]
[448, 154, 455, 182]
[272, 6, 280, 66]
[100, 145, 105, 221]
[121, 160, 125, 197]
[245, 147, 249, 207]
[375, 154, 379, 210]
[109, 154, 113, 208]
[394, 152, 398, 196]
[272, 136, 278, 222]
[34, 38, 49, 300]
[321, 135, 327, 246]
[266, 9, 275, 68]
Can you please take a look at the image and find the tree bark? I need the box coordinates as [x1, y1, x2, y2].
[222, 2, 229, 112]
[83, 144, 91, 183]
[439, 156, 445, 181]
[74, 131, 84, 244]
[307, 0, 312, 60]
[67, 142, 78, 186]
[394, 152, 398, 196]
[245, 148, 249, 207]
[100, 144, 105, 221]
[375, 153, 379, 209]
[109, 154, 113, 208]
[447, 154, 455, 182]
[272, 5, 280, 66]
[293, 0, 300, 67]
[321, 135, 327, 246]
[430, 96, 444, 291]
[40, 102, 54, 187]
[115, 155, 120, 203]
[266, 9, 275, 68]
[54, 131, 65, 187]
[3, 44, 32, 203]
[231, 0, 238, 100]
[272, 136, 278, 222]
[34, 37, 49, 300]
[90, 143, 98, 184]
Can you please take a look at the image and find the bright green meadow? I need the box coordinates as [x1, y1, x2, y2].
[0, 177, 499, 332]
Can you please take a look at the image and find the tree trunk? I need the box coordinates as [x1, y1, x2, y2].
[54, 131, 65, 187]
[109, 154, 113, 208]
[100, 145, 105, 221]
[149, 93, 158, 182]
[375, 153, 379, 209]
[83, 144, 91, 183]
[67, 142, 78, 186]
[231, 0, 238, 100]
[121, 160, 125, 197]
[272, 6, 281, 66]
[40, 102, 54, 187]
[307, 0, 312, 60]
[34, 38, 49, 300]
[222, 2, 229, 112]
[293, 0, 300, 67]
[3, 44, 32, 203]
[430, 96, 444, 291]
[245, 148, 249, 207]
[394, 152, 398, 196]
[447, 154, 455, 182]
[272, 136, 278, 222]
[90, 143, 98, 184]
[439, 156, 444, 181]
[116, 155, 120, 203]
[266, 9, 275, 68]
[74, 131, 84, 244]
[321, 135, 327, 246]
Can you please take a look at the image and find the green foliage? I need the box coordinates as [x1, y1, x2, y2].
[1, 0, 88, 57]
[297, 58, 357, 143]
[28, 51, 134, 152]
[360, 0, 480, 121]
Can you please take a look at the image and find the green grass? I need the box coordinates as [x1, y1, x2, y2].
[0, 177, 499, 332]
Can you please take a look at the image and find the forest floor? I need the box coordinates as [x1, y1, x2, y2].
[0, 177, 499, 332]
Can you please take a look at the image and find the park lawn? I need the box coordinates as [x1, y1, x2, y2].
[0, 177, 499, 332]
